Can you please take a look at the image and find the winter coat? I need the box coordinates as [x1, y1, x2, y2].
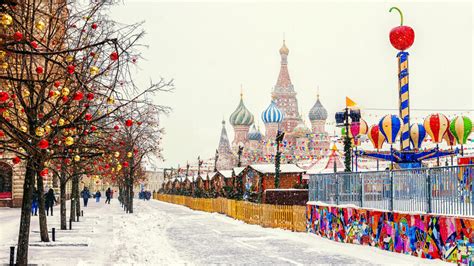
[45, 189, 57, 205]
[81, 189, 90, 199]
[105, 189, 111, 198]
[32, 190, 39, 202]
[95, 191, 101, 198]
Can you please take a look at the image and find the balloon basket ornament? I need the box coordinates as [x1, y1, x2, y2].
[358, 7, 459, 169]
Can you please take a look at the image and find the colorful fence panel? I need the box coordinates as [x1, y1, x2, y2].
[155, 194, 306, 232]
[306, 203, 474, 264]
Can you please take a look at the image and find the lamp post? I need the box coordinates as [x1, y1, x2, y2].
[274, 130, 285, 188]
[237, 145, 243, 167]
[335, 107, 360, 172]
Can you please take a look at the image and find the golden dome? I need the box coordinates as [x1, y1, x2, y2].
[279, 40, 289, 55]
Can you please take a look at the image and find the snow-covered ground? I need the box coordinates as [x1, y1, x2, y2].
[1, 199, 451, 265]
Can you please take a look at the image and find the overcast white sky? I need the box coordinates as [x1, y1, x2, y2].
[110, 1, 473, 168]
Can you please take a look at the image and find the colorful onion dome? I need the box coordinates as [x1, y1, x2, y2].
[229, 95, 254, 127]
[247, 124, 262, 141]
[293, 119, 310, 137]
[261, 100, 283, 124]
[279, 40, 289, 55]
[308, 94, 327, 121]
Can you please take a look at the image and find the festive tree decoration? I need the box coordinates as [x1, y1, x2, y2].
[368, 125, 385, 149]
[0, 91, 9, 102]
[84, 113, 92, 121]
[12, 156, 21, 165]
[1, 14, 13, 26]
[40, 169, 49, 177]
[74, 155, 81, 162]
[86, 93, 94, 100]
[110, 52, 119, 61]
[379, 114, 402, 144]
[73, 91, 84, 101]
[38, 139, 49, 149]
[409, 123, 426, 150]
[67, 65, 75, 74]
[125, 119, 133, 127]
[35, 21, 45, 31]
[65, 136, 74, 146]
[90, 66, 99, 75]
[35, 127, 45, 137]
[35, 66, 44, 74]
[389, 7, 415, 51]
[30, 41, 38, 49]
[424, 113, 449, 143]
[13, 31, 23, 41]
[450, 116, 472, 145]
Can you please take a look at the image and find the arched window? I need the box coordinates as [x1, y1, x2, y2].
[0, 162, 13, 198]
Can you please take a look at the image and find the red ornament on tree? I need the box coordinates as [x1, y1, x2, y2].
[110, 52, 119, 61]
[91, 23, 98, 29]
[0, 130, 4, 138]
[13, 31, 23, 41]
[67, 65, 75, 74]
[40, 168, 49, 177]
[30, 41, 38, 49]
[86, 92, 94, 100]
[123, 161, 129, 168]
[54, 81, 61, 88]
[73, 91, 84, 101]
[125, 119, 133, 127]
[389, 7, 415, 51]
[0, 91, 9, 102]
[36, 66, 44, 74]
[38, 139, 49, 149]
[85, 113, 92, 121]
[12, 156, 21, 165]
[91, 125, 97, 131]
[114, 125, 119, 131]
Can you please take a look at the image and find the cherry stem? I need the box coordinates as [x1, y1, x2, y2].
[389, 7, 404, 26]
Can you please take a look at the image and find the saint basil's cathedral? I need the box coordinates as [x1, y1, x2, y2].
[215, 40, 330, 170]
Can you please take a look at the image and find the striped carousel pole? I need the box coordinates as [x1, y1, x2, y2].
[389, 7, 415, 151]
[398, 51, 410, 151]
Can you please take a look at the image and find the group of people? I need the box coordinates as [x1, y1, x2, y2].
[31, 188, 57, 216]
[138, 191, 152, 200]
[80, 187, 114, 207]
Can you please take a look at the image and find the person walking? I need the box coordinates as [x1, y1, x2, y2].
[95, 190, 101, 203]
[45, 188, 57, 216]
[81, 187, 90, 207]
[105, 187, 111, 204]
[31, 188, 39, 216]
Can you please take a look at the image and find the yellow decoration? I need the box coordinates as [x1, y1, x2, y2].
[45, 125, 51, 134]
[20, 126, 27, 133]
[65, 136, 74, 146]
[44, 161, 50, 167]
[116, 164, 122, 171]
[35, 21, 45, 31]
[2, 110, 10, 118]
[1, 62, 8, 69]
[58, 118, 65, 126]
[35, 127, 45, 137]
[127, 152, 132, 158]
[90, 66, 99, 76]
[0, 51, 6, 59]
[107, 97, 115, 105]
[61, 87, 69, 96]
[1, 14, 12, 26]
[74, 155, 80, 161]
[66, 55, 74, 62]
[22, 90, 30, 97]
[114, 151, 120, 158]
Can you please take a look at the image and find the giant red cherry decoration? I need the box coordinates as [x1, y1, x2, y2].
[389, 7, 415, 51]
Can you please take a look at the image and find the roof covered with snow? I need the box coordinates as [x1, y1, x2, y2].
[249, 164, 305, 174]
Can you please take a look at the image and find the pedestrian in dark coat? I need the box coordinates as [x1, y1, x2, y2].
[81, 187, 90, 207]
[95, 190, 101, 203]
[105, 187, 111, 204]
[45, 188, 57, 216]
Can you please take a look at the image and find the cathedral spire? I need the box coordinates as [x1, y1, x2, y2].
[275, 39, 293, 91]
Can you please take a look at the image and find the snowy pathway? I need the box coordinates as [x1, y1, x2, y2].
[1, 199, 451, 265]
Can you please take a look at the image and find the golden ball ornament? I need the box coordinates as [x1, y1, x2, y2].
[58, 118, 65, 126]
[61, 87, 69, 96]
[1, 14, 12, 26]
[74, 155, 80, 161]
[35, 21, 45, 31]
[20, 126, 27, 132]
[127, 152, 132, 158]
[64, 136, 74, 146]
[90, 66, 99, 76]
[35, 127, 45, 137]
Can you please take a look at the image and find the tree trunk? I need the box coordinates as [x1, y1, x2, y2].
[16, 158, 36, 265]
[36, 172, 50, 242]
[60, 179, 67, 230]
[70, 175, 77, 223]
[75, 176, 80, 219]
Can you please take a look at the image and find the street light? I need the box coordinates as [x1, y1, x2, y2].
[335, 107, 361, 172]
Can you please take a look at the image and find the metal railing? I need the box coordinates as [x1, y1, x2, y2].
[308, 165, 474, 216]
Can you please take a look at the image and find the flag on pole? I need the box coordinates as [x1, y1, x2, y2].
[346, 96, 357, 108]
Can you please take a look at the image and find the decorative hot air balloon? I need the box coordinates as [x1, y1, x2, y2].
[409, 123, 426, 150]
[379, 115, 402, 144]
[444, 127, 456, 147]
[368, 124, 385, 150]
[359, 118, 368, 135]
[423, 114, 449, 143]
[450, 116, 472, 145]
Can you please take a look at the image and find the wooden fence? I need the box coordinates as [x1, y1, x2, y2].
[155, 194, 306, 232]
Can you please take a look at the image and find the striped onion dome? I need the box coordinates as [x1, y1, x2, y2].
[261, 100, 283, 124]
[309, 95, 327, 121]
[229, 96, 254, 126]
[247, 124, 262, 141]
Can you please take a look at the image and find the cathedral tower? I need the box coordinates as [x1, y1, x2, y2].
[216, 120, 236, 170]
[229, 92, 254, 146]
[271, 40, 300, 133]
